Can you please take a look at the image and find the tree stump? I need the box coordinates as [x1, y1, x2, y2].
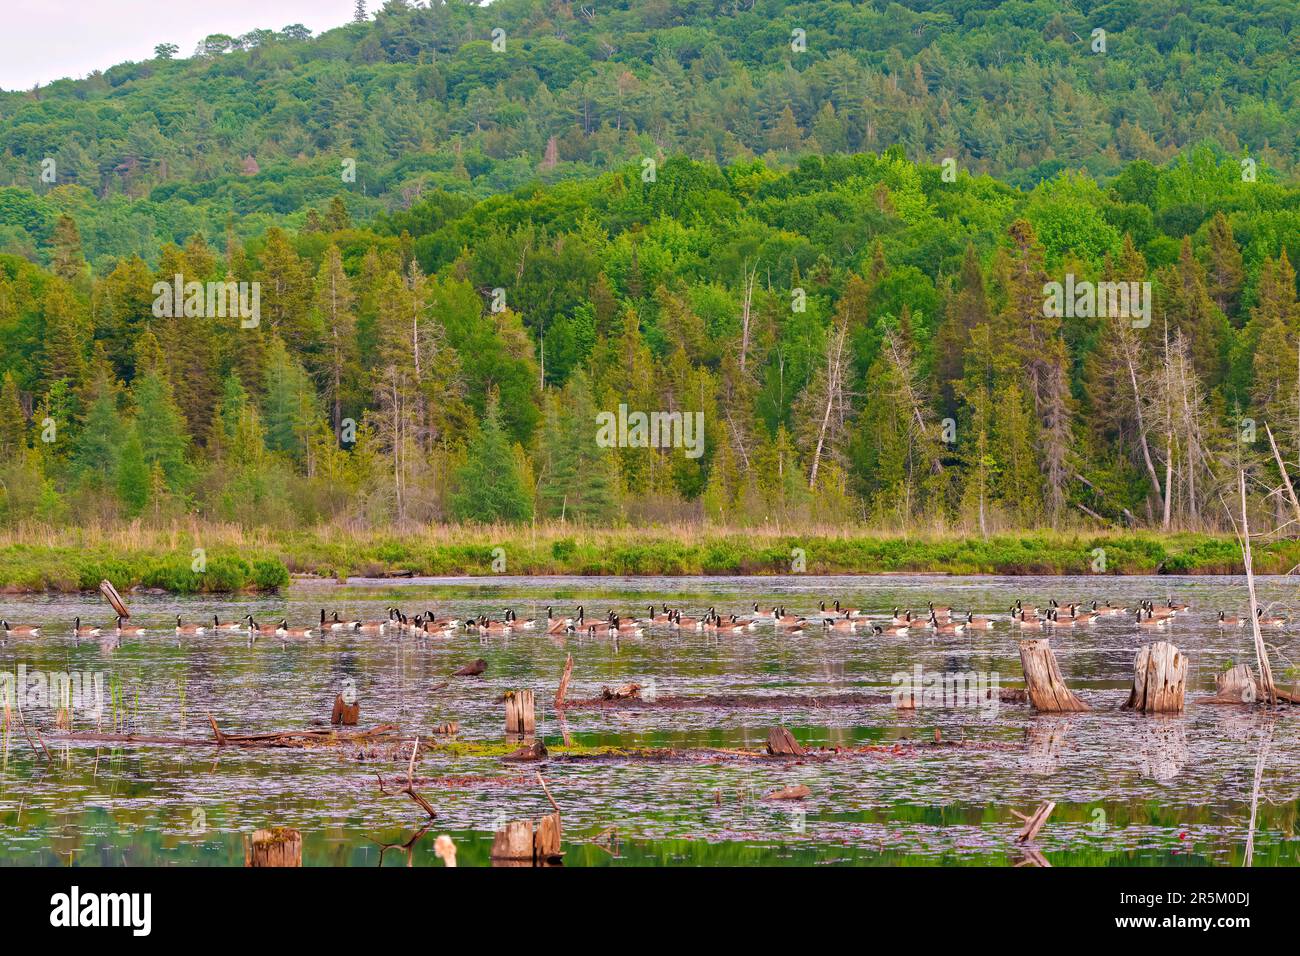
[505, 690, 536, 736]
[535, 812, 563, 863]
[330, 693, 359, 726]
[1123, 641, 1187, 713]
[766, 726, 806, 756]
[490, 819, 535, 865]
[1018, 639, 1089, 712]
[1212, 664, 1257, 704]
[245, 827, 302, 867]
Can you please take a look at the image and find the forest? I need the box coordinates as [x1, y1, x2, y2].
[0, 0, 1297, 541]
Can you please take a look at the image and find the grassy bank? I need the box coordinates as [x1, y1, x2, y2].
[0, 523, 1296, 593]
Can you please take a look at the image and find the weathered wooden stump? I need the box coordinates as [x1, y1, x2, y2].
[505, 690, 536, 736]
[245, 827, 302, 867]
[1018, 639, 1089, 712]
[1212, 664, 1257, 704]
[766, 726, 806, 756]
[330, 693, 359, 726]
[1123, 641, 1187, 713]
[490, 814, 563, 866]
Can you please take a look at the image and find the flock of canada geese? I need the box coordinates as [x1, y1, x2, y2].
[0, 595, 1287, 641]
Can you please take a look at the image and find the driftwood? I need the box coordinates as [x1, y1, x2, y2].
[453, 659, 487, 677]
[245, 827, 302, 867]
[434, 835, 457, 867]
[560, 689, 1027, 710]
[99, 580, 130, 619]
[765, 784, 811, 800]
[502, 740, 548, 762]
[599, 682, 641, 701]
[555, 654, 574, 710]
[766, 726, 806, 756]
[1018, 640, 1089, 712]
[505, 690, 536, 735]
[1013, 801, 1055, 843]
[376, 738, 437, 819]
[1123, 641, 1187, 713]
[209, 715, 400, 748]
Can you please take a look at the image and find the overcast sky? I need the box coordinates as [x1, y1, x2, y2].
[0, 0, 361, 91]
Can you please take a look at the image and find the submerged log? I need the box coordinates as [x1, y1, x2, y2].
[1018, 640, 1089, 712]
[502, 740, 548, 762]
[245, 827, 302, 867]
[766, 726, 806, 756]
[765, 784, 811, 800]
[505, 690, 536, 736]
[453, 659, 487, 677]
[1123, 641, 1188, 713]
[599, 682, 641, 701]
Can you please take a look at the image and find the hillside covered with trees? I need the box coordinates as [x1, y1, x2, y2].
[0, 1, 1297, 536]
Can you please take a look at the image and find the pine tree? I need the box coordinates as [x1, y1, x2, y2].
[450, 400, 533, 523]
[131, 372, 191, 492]
[116, 429, 150, 516]
[537, 371, 619, 522]
[313, 244, 357, 440]
[0, 372, 25, 460]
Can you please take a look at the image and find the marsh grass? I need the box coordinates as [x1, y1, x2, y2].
[1, 518, 1296, 592]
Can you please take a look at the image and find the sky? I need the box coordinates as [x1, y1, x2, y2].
[0, 0, 361, 91]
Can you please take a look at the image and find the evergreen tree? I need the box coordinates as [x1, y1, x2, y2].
[449, 400, 533, 523]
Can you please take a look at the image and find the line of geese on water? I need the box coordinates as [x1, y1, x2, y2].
[3, 595, 1287, 640]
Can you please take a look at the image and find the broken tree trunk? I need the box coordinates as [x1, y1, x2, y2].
[1018, 640, 1089, 712]
[331, 693, 360, 726]
[245, 827, 302, 867]
[555, 654, 573, 710]
[490, 819, 535, 864]
[505, 690, 536, 736]
[535, 812, 563, 863]
[1123, 641, 1188, 713]
[766, 726, 806, 756]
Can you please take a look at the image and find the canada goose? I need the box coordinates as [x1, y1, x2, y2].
[823, 613, 857, 632]
[1092, 600, 1128, 617]
[1, 620, 40, 637]
[276, 619, 315, 638]
[929, 602, 953, 619]
[1257, 607, 1286, 628]
[1015, 611, 1043, 630]
[506, 609, 536, 630]
[213, 614, 244, 632]
[477, 615, 510, 635]
[834, 599, 862, 618]
[609, 613, 643, 635]
[889, 608, 912, 627]
[1218, 610, 1245, 628]
[775, 607, 803, 627]
[73, 617, 101, 637]
[1067, 604, 1097, 625]
[718, 614, 750, 634]
[1136, 608, 1167, 628]
[115, 616, 146, 636]
[964, 611, 995, 630]
[1141, 601, 1176, 620]
[1013, 600, 1040, 619]
[931, 613, 967, 635]
[543, 606, 573, 633]
[322, 610, 360, 631]
[1166, 595, 1190, 613]
[751, 604, 777, 621]
[175, 616, 206, 636]
[245, 615, 279, 636]
[647, 605, 674, 625]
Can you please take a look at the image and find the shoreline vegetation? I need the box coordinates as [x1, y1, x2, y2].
[0, 523, 1297, 594]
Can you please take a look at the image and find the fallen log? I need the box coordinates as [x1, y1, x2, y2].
[453, 659, 487, 677]
[99, 579, 130, 619]
[1018, 640, 1089, 712]
[210, 715, 401, 748]
[1123, 641, 1187, 713]
[559, 689, 1028, 711]
[600, 682, 641, 701]
[502, 740, 548, 762]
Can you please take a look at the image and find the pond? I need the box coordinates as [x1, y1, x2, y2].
[0, 574, 1296, 867]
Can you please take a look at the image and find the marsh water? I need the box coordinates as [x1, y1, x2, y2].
[1, 574, 1297, 867]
